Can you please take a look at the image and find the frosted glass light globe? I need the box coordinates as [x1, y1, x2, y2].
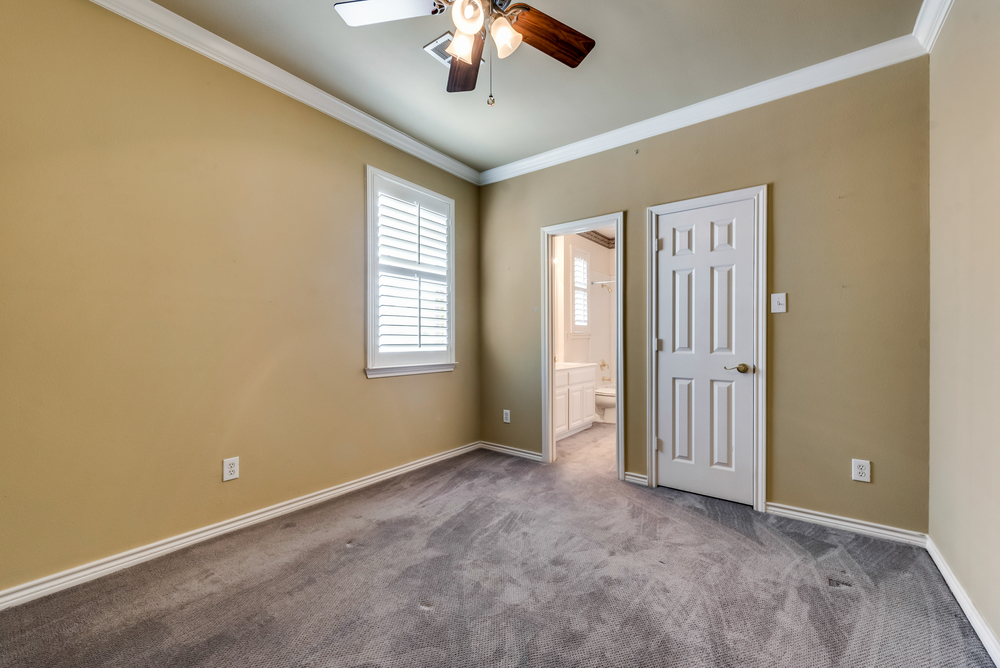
[452, 0, 484, 34]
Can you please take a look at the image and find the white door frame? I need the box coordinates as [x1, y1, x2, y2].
[541, 212, 625, 479]
[646, 186, 768, 511]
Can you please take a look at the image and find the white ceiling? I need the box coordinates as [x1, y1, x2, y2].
[149, 0, 924, 172]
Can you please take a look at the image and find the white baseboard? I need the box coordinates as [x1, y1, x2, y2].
[765, 502, 928, 547]
[0, 441, 481, 612]
[926, 537, 1000, 664]
[767, 503, 998, 660]
[624, 472, 649, 486]
[477, 441, 545, 462]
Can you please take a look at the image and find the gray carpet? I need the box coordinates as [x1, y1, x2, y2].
[1, 424, 993, 667]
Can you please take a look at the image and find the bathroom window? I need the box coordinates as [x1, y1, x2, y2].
[365, 167, 456, 378]
[572, 247, 590, 336]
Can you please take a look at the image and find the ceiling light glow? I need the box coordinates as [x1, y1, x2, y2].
[446, 30, 475, 65]
[452, 0, 484, 34]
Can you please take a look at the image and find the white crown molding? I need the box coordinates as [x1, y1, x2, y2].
[926, 537, 1000, 664]
[87, 0, 481, 185]
[765, 502, 928, 546]
[478, 441, 545, 461]
[90, 0, 945, 188]
[913, 0, 955, 53]
[480, 34, 926, 184]
[0, 441, 482, 611]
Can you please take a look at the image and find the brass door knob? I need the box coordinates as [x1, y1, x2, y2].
[724, 363, 751, 374]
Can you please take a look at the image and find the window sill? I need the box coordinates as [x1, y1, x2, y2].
[365, 363, 457, 379]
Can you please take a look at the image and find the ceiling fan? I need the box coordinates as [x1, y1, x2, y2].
[334, 0, 596, 99]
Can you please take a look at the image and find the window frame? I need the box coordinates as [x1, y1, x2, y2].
[365, 166, 457, 379]
[570, 245, 591, 338]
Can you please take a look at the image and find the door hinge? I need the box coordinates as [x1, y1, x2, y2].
[656, 238, 665, 252]
[653, 338, 664, 351]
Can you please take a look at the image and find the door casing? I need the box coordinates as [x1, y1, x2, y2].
[541, 212, 625, 478]
[646, 186, 768, 511]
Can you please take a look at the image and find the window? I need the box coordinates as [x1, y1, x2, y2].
[571, 247, 590, 335]
[366, 167, 456, 378]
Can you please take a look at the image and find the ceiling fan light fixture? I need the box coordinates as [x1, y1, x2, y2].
[452, 0, 484, 34]
[446, 30, 476, 65]
[490, 16, 522, 59]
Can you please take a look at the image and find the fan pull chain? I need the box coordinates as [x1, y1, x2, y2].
[487, 20, 495, 107]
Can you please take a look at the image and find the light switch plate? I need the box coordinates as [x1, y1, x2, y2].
[771, 293, 787, 313]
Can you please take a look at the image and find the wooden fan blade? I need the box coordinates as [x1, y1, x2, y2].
[446, 33, 485, 93]
[335, 0, 444, 27]
[508, 4, 595, 68]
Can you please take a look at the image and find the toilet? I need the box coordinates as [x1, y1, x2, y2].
[594, 386, 616, 423]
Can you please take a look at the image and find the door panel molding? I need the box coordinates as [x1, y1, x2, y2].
[647, 186, 767, 510]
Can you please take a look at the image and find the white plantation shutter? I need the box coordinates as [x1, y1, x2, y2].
[376, 195, 449, 352]
[572, 248, 590, 334]
[366, 168, 455, 377]
[573, 254, 589, 327]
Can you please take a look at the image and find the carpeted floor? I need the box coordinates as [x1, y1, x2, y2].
[1, 424, 994, 667]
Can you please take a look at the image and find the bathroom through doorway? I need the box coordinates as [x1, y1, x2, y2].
[540, 213, 625, 479]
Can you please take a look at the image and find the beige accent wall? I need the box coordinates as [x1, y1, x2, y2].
[481, 58, 930, 531]
[929, 0, 1000, 639]
[0, 0, 479, 591]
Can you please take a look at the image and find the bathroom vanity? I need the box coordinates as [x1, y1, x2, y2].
[553, 362, 597, 441]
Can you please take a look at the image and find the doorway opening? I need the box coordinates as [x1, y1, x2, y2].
[541, 213, 625, 480]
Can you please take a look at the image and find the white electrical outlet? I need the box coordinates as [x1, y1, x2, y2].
[503, 409, 511, 424]
[852, 459, 871, 482]
[223, 456, 240, 481]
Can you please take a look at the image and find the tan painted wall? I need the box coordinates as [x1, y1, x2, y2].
[929, 0, 1000, 639]
[481, 58, 930, 531]
[0, 0, 480, 591]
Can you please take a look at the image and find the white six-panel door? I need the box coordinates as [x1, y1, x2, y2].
[651, 190, 763, 506]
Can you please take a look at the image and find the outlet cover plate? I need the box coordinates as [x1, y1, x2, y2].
[852, 459, 871, 482]
[223, 456, 240, 481]
[503, 409, 511, 424]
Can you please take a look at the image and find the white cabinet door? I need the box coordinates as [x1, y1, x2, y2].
[554, 388, 569, 435]
[654, 195, 756, 505]
[583, 383, 596, 422]
[568, 386, 584, 429]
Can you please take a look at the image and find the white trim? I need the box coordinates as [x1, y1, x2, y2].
[624, 472, 648, 486]
[765, 503, 927, 547]
[86, 0, 480, 184]
[926, 537, 1000, 664]
[0, 441, 482, 612]
[646, 186, 768, 508]
[478, 441, 545, 462]
[365, 166, 456, 374]
[88, 0, 946, 187]
[764, 504, 1000, 660]
[913, 0, 954, 53]
[540, 213, 626, 479]
[480, 35, 924, 184]
[365, 363, 456, 378]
